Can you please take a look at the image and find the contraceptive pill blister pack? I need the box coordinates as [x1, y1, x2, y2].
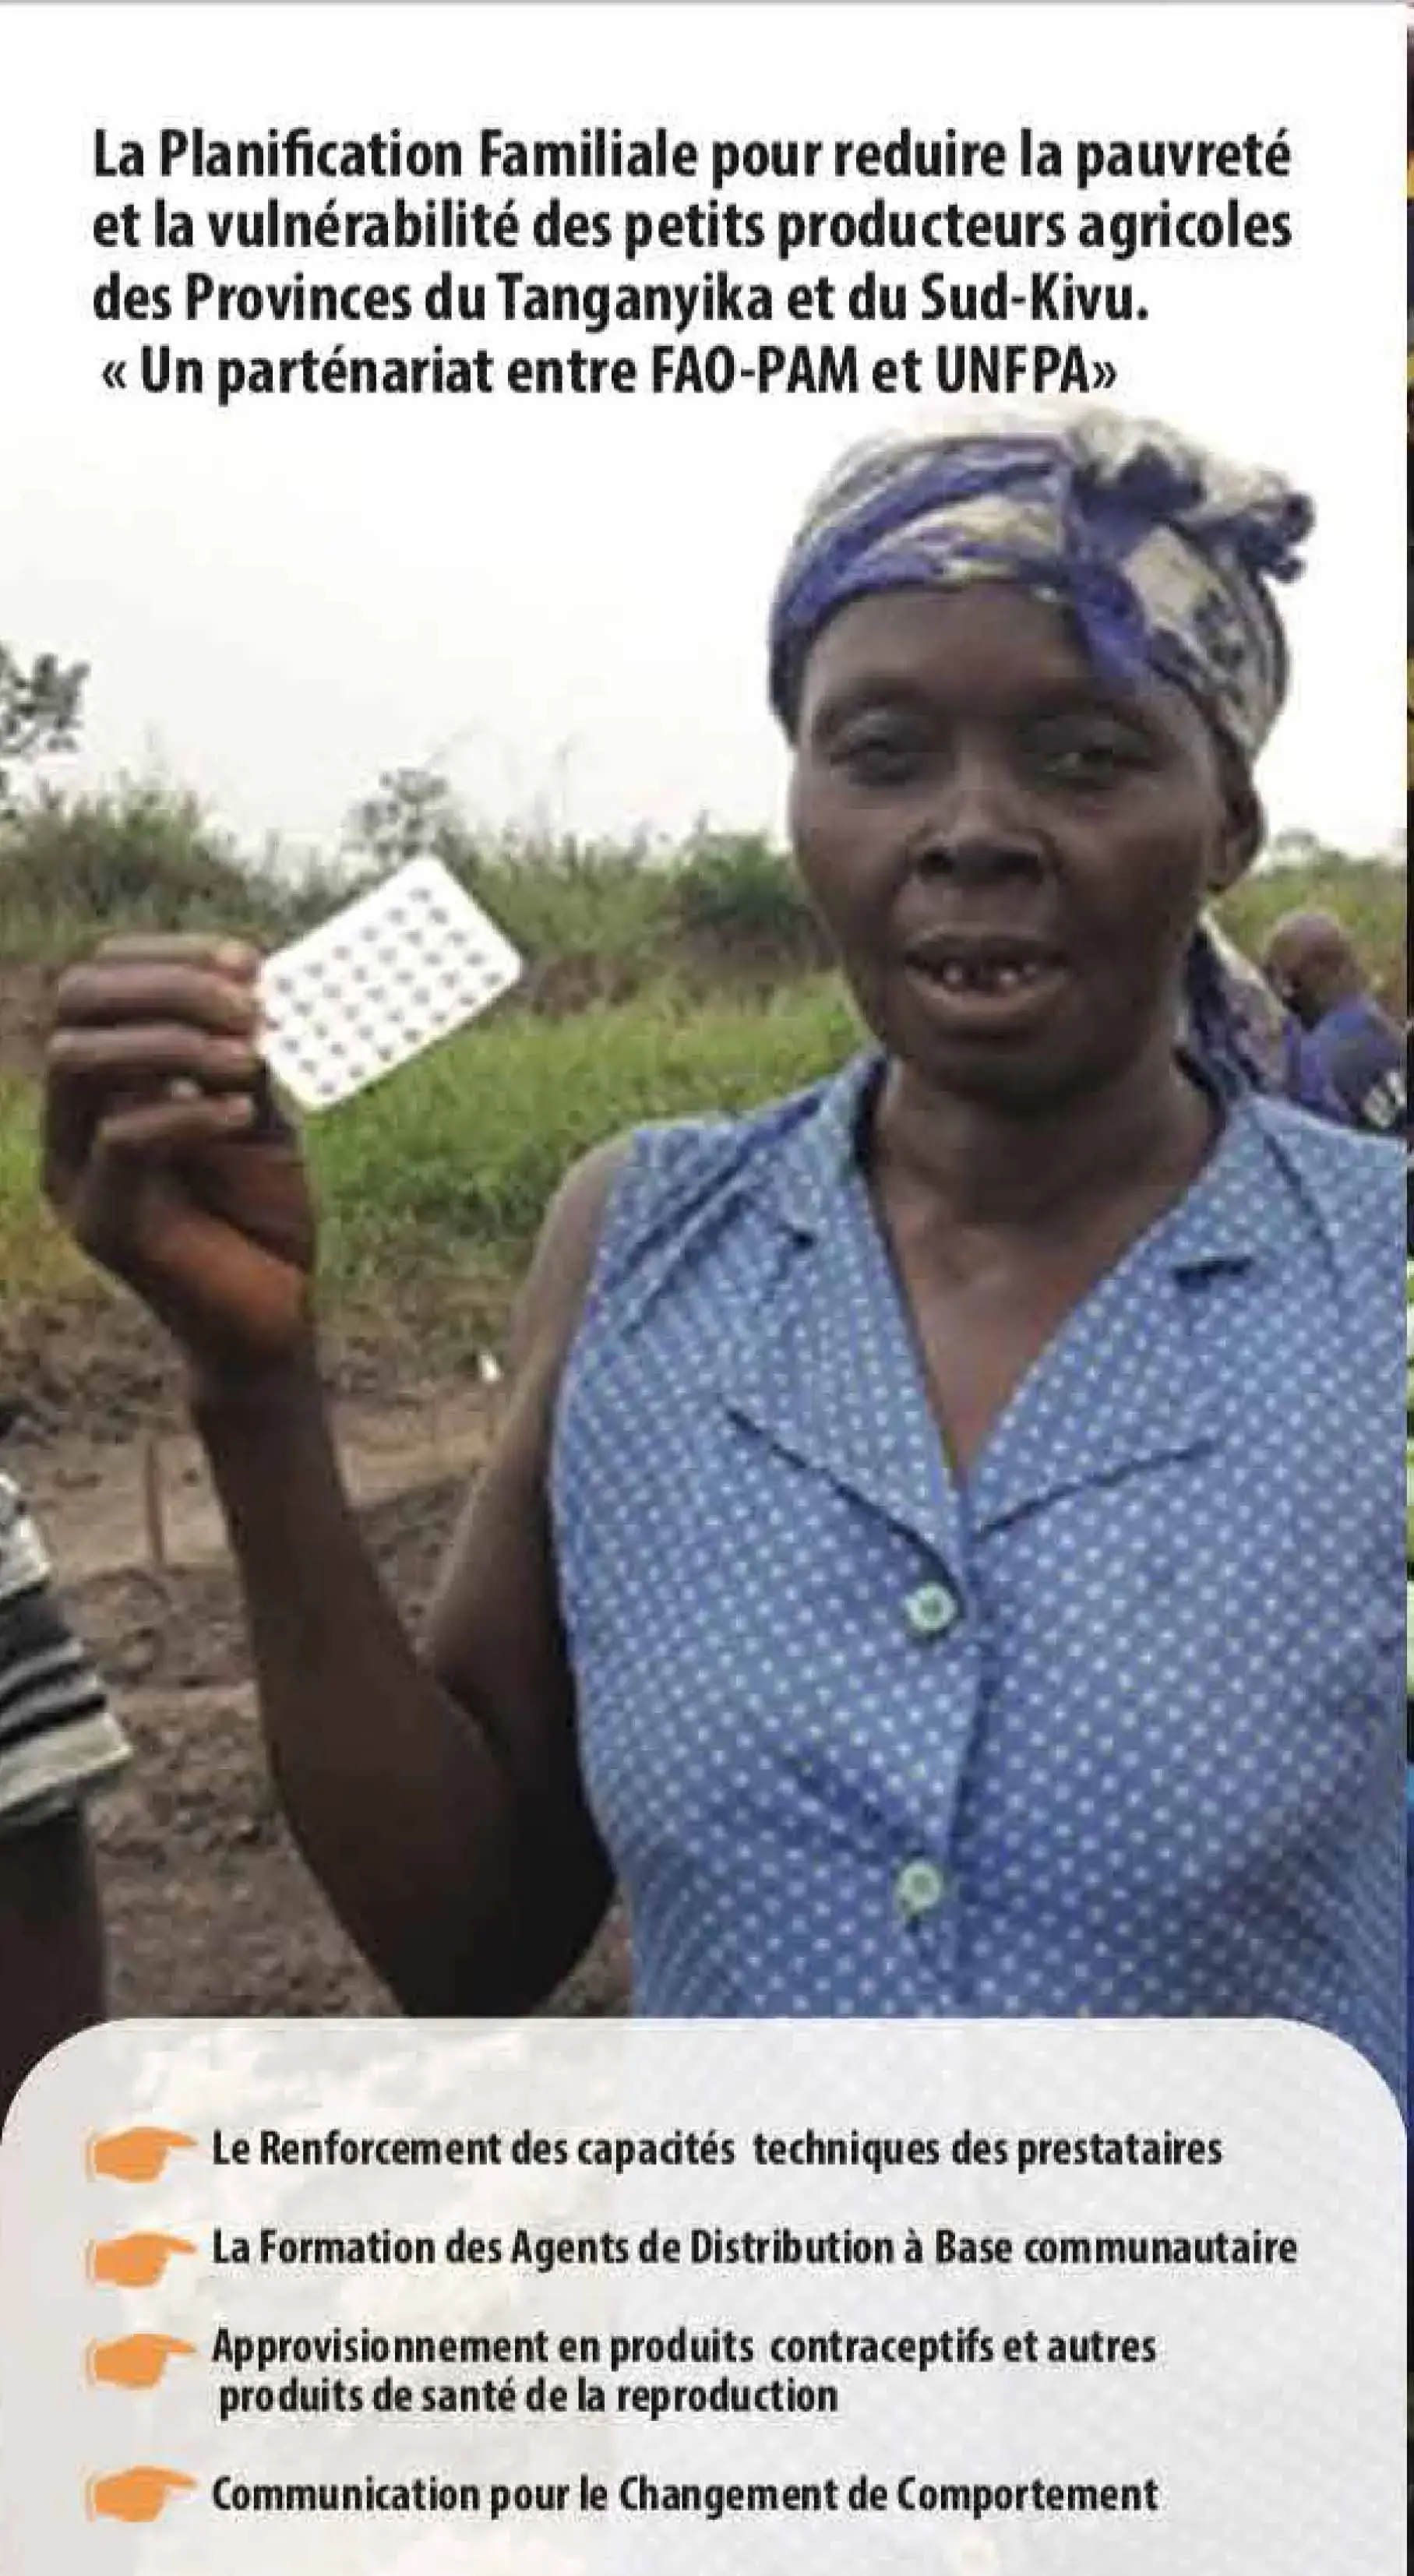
[256, 858, 524, 1111]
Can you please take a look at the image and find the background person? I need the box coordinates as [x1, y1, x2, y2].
[38, 410, 1405, 2102]
[1262, 907, 1407, 1136]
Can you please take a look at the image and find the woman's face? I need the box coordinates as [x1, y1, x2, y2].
[788, 585, 1254, 1108]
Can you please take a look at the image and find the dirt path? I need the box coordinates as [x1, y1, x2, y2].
[23, 1378, 505, 1588]
[27, 1383, 630, 2025]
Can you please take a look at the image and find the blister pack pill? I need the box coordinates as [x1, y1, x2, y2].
[256, 858, 524, 1111]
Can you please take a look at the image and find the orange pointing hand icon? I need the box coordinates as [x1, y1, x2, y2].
[87, 2127, 198, 2185]
[87, 2232, 197, 2289]
[87, 2334, 198, 2391]
[85, 2467, 198, 2525]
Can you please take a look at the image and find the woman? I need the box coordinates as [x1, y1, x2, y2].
[40, 409, 1405, 2099]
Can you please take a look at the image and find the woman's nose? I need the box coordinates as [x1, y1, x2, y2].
[907, 755, 1045, 883]
[912, 834, 1045, 886]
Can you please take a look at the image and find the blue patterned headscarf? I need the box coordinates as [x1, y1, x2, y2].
[768, 406, 1311, 753]
[768, 405, 1314, 1093]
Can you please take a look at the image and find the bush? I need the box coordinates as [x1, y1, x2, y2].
[0, 782, 253, 929]
[0, 779, 378, 965]
[457, 839, 675, 964]
[672, 830, 823, 964]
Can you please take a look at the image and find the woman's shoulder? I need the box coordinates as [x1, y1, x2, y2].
[621, 1068, 837, 1181]
[1240, 1091, 1405, 1253]
[612, 1070, 836, 1209]
[582, 1058, 858, 1304]
[1246, 1090, 1404, 1182]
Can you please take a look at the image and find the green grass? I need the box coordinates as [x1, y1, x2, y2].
[0, 983, 863, 1334]
[310, 978, 860, 1291]
[0, 1078, 94, 1309]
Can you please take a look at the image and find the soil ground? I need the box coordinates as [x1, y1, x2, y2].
[9, 1360, 630, 2025]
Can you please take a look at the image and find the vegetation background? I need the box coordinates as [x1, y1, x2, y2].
[0, 643, 1404, 1366]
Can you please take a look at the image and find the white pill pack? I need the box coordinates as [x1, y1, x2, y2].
[256, 858, 524, 1112]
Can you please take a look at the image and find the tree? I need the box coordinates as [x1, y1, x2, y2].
[344, 766, 471, 873]
[0, 645, 87, 811]
[1265, 827, 1328, 867]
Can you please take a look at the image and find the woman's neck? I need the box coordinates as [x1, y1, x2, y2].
[870, 1039, 1222, 1242]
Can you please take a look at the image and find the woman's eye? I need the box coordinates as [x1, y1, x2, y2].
[1040, 732, 1147, 784]
[832, 728, 925, 784]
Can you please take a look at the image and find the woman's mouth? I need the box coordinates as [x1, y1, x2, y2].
[901, 933, 1067, 1020]
[922, 954, 1054, 995]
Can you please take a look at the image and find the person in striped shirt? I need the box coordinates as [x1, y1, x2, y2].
[0, 1443, 128, 2123]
